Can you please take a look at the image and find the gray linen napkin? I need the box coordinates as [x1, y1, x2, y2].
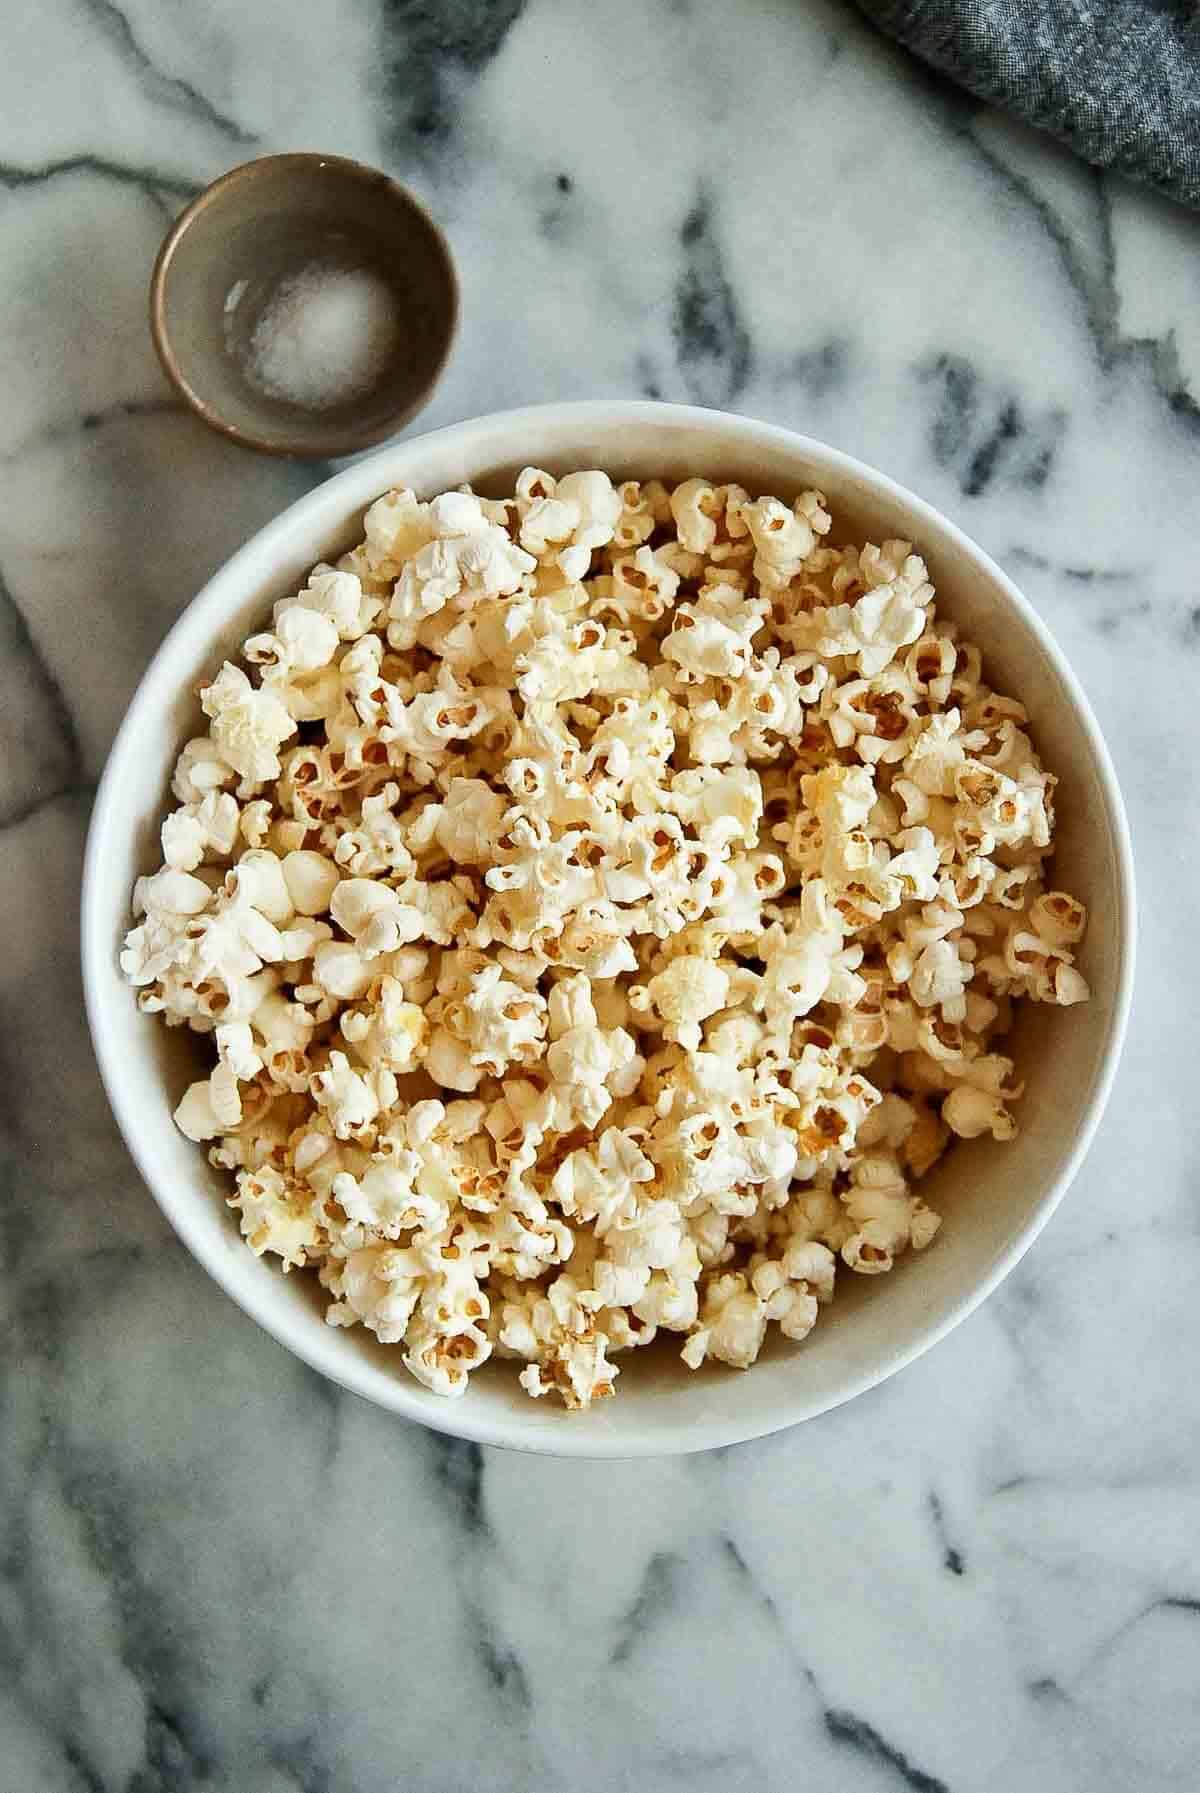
[854, 0, 1200, 209]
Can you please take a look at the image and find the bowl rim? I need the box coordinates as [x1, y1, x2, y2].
[149, 151, 461, 458]
[81, 400, 1136, 1457]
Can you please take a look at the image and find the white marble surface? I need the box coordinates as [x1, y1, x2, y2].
[1, 2, 1198, 1789]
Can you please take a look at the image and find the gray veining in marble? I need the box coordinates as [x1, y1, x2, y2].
[1, 1, 1198, 1789]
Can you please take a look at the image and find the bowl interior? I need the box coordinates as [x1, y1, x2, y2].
[84, 405, 1131, 1455]
[153, 156, 458, 456]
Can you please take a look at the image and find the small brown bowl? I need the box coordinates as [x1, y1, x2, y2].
[150, 153, 459, 458]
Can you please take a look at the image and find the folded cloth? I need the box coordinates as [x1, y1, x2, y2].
[854, 0, 1200, 209]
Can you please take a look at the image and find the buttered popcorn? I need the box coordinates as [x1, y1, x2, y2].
[122, 470, 1089, 1409]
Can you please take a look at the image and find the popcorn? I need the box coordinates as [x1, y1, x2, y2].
[323, 1242, 425, 1343]
[749, 1258, 818, 1342]
[435, 777, 509, 865]
[908, 937, 972, 1021]
[807, 550, 932, 677]
[634, 1245, 702, 1331]
[1030, 890, 1087, 948]
[341, 977, 428, 1072]
[134, 865, 213, 920]
[638, 955, 730, 1050]
[185, 892, 287, 993]
[1048, 963, 1089, 1006]
[742, 492, 829, 591]
[252, 990, 315, 1080]
[668, 765, 762, 848]
[245, 600, 340, 677]
[311, 938, 372, 1001]
[226, 849, 293, 925]
[215, 1020, 262, 1082]
[555, 469, 623, 556]
[386, 495, 536, 650]
[228, 1164, 317, 1269]
[662, 583, 768, 680]
[669, 478, 721, 554]
[201, 662, 298, 785]
[904, 710, 967, 796]
[282, 849, 340, 916]
[544, 974, 641, 1127]
[332, 783, 415, 876]
[943, 1084, 1017, 1142]
[681, 1273, 768, 1370]
[433, 963, 548, 1080]
[123, 468, 1089, 1409]
[174, 1078, 226, 1142]
[604, 545, 681, 623]
[161, 791, 240, 871]
[310, 1050, 397, 1140]
[172, 736, 236, 804]
[518, 1332, 618, 1409]
[404, 1306, 493, 1398]
[299, 565, 377, 639]
[362, 488, 432, 573]
[518, 494, 580, 558]
[840, 1153, 938, 1274]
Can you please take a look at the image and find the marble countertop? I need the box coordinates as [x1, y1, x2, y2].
[2, 2, 1197, 1789]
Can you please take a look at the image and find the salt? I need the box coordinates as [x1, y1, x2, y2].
[242, 264, 399, 410]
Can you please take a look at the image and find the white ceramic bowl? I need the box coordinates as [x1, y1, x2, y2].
[82, 402, 1135, 1457]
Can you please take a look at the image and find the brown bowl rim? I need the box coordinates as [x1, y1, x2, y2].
[148, 151, 460, 458]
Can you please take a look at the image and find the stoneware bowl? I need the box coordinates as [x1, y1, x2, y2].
[150, 153, 459, 457]
[81, 402, 1135, 1457]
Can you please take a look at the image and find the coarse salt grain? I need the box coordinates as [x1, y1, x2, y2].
[243, 264, 398, 410]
